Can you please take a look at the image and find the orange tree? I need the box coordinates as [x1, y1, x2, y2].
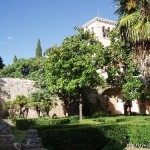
[45, 27, 105, 119]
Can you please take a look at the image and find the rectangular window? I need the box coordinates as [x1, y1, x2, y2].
[102, 26, 106, 37]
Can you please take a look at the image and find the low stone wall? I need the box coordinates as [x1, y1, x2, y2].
[0, 78, 65, 118]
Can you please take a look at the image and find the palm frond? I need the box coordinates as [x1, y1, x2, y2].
[118, 11, 138, 27]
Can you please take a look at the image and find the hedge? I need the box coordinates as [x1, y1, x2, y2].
[36, 124, 128, 150]
[127, 124, 150, 145]
[15, 116, 150, 149]
[16, 116, 79, 130]
[36, 124, 150, 150]
[16, 118, 70, 130]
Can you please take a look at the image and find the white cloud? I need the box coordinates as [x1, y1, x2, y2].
[6, 36, 13, 40]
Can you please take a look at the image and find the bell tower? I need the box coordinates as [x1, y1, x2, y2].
[82, 17, 116, 47]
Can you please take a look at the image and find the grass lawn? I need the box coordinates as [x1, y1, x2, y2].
[11, 128, 26, 143]
[80, 115, 150, 125]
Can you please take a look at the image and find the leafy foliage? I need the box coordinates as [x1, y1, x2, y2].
[16, 117, 70, 130]
[114, 0, 150, 81]
[123, 75, 142, 101]
[28, 90, 56, 117]
[104, 29, 131, 87]
[45, 27, 105, 97]
[0, 58, 44, 79]
[14, 95, 28, 106]
[5, 95, 29, 118]
[37, 124, 128, 150]
[115, 0, 150, 42]
[104, 29, 145, 103]
[45, 27, 106, 118]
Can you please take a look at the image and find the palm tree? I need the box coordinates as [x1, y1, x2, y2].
[14, 95, 29, 118]
[114, 0, 150, 81]
[29, 90, 55, 117]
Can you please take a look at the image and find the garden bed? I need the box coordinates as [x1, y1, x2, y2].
[13, 115, 150, 150]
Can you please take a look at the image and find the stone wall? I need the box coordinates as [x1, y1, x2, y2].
[0, 78, 37, 101]
[0, 78, 65, 118]
[1, 78, 149, 117]
[102, 87, 150, 115]
[0, 78, 113, 117]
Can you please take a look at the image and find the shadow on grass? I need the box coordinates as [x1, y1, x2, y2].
[11, 127, 26, 143]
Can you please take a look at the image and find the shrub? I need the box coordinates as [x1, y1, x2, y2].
[36, 124, 128, 150]
[96, 118, 106, 122]
[105, 118, 117, 124]
[16, 116, 150, 149]
[16, 117, 70, 130]
[116, 117, 127, 122]
[92, 112, 108, 118]
[127, 124, 150, 145]
[68, 115, 79, 123]
[36, 123, 150, 150]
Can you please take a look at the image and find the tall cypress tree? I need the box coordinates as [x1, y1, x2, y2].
[35, 39, 42, 58]
[13, 55, 17, 63]
[0, 56, 5, 69]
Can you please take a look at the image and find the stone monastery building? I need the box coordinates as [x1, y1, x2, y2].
[82, 17, 150, 115]
[82, 17, 116, 47]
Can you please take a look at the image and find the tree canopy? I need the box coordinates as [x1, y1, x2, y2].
[105, 29, 145, 102]
[45, 27, 106, 117]
[0, 58, 44, 79]
[45, 27, 105, 97]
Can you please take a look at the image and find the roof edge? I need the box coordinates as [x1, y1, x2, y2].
[82, 17, 117, 27]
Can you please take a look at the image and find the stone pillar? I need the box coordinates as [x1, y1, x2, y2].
[14, 129, 47, 150]
[0, 120, 15, 150]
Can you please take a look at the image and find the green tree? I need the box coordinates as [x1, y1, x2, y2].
[45, 27, 105, 119]
[105, 29, 143, 114]
[0, 56, 5, 69]
[28, 90, 55, 117]
[13, 95, 29, 118]
[114, 0, 150, 81]
[105, 29, 132, 87]
[35, 38, 42, 58]
[13, 55, 17, 63]
[0, 58, 44, 79]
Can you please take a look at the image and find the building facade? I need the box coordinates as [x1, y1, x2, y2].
[83, 17, 150, 115]
[82, 17, 116, 47]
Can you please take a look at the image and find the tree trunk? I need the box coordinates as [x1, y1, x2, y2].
[35, 106, 40, 118]
[134, 41, 150, 82]
[79, 94, 83, 121]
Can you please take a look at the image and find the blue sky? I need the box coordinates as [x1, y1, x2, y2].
[0, 0, 118, 65]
